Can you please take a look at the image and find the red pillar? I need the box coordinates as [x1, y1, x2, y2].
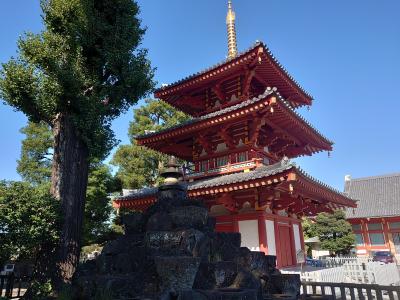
[274, 217, 282, 268]
[258, 213, 268, 254]
[298, 221, 306, 253]
[382, 218, 391, 252]
[233, 216, 239, 232]
[289, 220, 297, 266]
[298, 220, 306, 263]
[361, 220, 370, 254]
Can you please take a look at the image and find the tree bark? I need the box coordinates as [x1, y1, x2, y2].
[50, 113, 89, 289]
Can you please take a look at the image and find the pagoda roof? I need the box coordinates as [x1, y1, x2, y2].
[114, 160, 356, 210]
[136, 88, 333, 160]
[155, 41, 313, 114]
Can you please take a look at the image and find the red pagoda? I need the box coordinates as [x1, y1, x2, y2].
[113, 1, 356, 268]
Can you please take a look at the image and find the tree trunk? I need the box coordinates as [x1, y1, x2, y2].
[50, 113, 89, 289]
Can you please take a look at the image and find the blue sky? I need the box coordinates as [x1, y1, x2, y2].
[1, 0, 399, 190]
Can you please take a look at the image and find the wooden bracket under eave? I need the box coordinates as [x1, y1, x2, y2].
[287, 172, 297, 181]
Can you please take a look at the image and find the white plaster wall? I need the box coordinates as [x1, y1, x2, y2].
[265, 220, 276, 256]
[293, 224, 302, 253]
[238, 220, 260, 251]
[312, 249, 330, 259]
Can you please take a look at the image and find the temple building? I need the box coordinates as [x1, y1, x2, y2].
[113, 0, 356, 268]
[345, 173, 400, 261]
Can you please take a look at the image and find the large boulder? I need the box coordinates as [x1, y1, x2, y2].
[155, 256, 201, 292]
[269, 274, 301, 298]
[121, 211, 144, 234]
[209, 232, 241, 262]
[146, 212, 173, 231]
[193, 261, 238, 290]
[178, 288, 258, 300]
[230, 270, 261, 291]
[169, 206, 209, 230]
[97, 235, 145, 275]
[145, 229, 209, 258]
[213, 261, 238, 288]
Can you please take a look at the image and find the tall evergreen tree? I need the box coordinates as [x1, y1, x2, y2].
[18, 121, 119, 246]
[0, 0, 154, 288]
[112, 99, 189, 189]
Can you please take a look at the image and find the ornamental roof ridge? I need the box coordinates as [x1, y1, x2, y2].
[189, 160, 296, 190]
[273, 91, 334, 145]
[347, 172, 400, 182]
[116, 186, 158, 201]
[295, 165, 356, 201]
[154, 41, 313, 102]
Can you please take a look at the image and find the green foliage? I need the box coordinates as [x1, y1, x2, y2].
[29, 280, 53, 300]
[0, 0, 154, 160]
[128, 98, 190, 137]
[0, 181, 60, 265]
[17, 122, 53, 185]
[83, 164, 114, 245]
[310, 210, 356, 255]
[302, 218, 316, 240]
[112, 99, 190, 189]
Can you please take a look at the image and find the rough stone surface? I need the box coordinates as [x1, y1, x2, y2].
[178, 288, 258, 300]
[121, 212, 144, 234]
[146, 212, 173, 231]
[145, 229, 208, 257]
[209, 232, 241, 262]
[73, 181, 300, 299]
[269, 274, 301, 298]
[155, 256, 201, 291]
[169, 206, 209, 229]
[213, 261, 238, 288]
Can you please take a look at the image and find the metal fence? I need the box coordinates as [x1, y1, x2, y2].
[0, 274, 29, 299]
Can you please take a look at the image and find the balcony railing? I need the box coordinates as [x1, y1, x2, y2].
[186, 159, 260, 179]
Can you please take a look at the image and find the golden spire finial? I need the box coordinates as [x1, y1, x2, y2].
[226, 0, 238, 59]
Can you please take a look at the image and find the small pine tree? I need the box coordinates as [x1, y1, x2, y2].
[112, 99, 190, 189]
[311, 210, 356, 256]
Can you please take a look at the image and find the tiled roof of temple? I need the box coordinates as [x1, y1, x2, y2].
[345, 173, 400, 218]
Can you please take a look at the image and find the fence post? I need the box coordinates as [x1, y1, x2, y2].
[5, 273, 14, 298]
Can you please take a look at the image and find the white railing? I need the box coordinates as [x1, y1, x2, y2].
[321, 256, 373, 268]
[282, 261, 400, 286]
[370, 261, 400, 286]
[301, 281, 400, 299]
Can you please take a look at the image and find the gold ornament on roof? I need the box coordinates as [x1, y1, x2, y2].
[226, 0, 238, 59]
